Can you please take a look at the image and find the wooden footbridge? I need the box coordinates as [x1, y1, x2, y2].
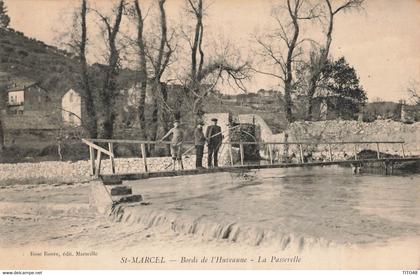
[82, 138, 418, 179]
[82, 138, 420, 210]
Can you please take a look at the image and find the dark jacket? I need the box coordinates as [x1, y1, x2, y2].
[194, 127, 206, 146]
[205, 125, 222, 146]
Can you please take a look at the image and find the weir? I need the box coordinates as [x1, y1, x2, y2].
[81, 138, 420, 212]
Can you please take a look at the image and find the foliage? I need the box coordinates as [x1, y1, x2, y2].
[317, 57, 367, 119]
[0, 0, 10, 28]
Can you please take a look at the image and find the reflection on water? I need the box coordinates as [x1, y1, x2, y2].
[129, 166, 420, 245]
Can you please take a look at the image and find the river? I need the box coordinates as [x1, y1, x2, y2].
[0, 166, 419, 268]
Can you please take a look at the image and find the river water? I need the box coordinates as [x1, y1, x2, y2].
[125, 166, 420, 247]
[0, 166, 419, 268]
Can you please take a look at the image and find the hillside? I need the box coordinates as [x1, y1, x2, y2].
[0, 28, 81, 101]
[0, 28, 275, 160]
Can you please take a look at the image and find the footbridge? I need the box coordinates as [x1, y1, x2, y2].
[81, 138, 420, 211]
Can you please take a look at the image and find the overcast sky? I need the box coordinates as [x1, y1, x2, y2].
[4, 0, 420, 102]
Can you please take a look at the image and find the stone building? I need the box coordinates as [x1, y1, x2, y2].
[6, 81, 51, 115]
[61, 89, 82, 126]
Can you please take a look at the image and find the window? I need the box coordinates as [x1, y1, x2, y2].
[69, 93, 73, 103]
[69, 113, 74, 124]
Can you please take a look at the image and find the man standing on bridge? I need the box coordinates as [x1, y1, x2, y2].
[160, 120, 184, 171]
[205, 118, 223, 168]
[194, 120, 206, 169]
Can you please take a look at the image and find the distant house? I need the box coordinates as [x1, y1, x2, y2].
[61, 89, 82, 126]
[2, 79, 61, 130]
[236, 93, 259, 104]
[257, 89, 276, 98]
[6, 81, 50, 115]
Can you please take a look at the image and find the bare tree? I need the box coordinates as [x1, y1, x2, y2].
[407, 79, 420, 105]
[183, 0, 251, 120]
[0, 85, 4, 151]
[0, 113, 4, 152]
[56, 0, 98, 137]
[305, 0, 364, 120]
[149, 0, 175, 144]
[255, 0, 319, 123]
[79, 0, 97, 138]
[93, 0, 126, 138]
[132, 0, 148, 140]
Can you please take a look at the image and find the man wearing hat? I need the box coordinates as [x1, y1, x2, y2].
[194, 120, 206, 169]
[205, 118, 223, 167]
[160, 120, 184, 170]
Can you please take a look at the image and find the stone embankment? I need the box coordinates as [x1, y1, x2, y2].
[0, 151, 240, 185]
[287, 119, 420, 157]
[0, 157, 195, 185]
[235, 116, 419, 161]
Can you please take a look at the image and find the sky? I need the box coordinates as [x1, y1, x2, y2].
[4, 0, 420, 102]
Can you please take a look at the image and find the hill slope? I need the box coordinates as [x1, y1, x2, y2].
[0, 28, 81, 101]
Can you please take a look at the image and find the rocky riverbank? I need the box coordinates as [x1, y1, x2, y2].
[0, 157, 194, 185]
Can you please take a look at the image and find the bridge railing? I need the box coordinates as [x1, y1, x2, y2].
[81, 138, 406, 177]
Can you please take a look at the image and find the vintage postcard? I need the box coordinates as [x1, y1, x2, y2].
[0, 0, 419, 271]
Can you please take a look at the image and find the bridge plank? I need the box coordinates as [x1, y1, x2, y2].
[100, 157, 420, 182]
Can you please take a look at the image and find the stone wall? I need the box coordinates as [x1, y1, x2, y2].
[0, 157, 197, 184]
[287, 119, 420, 158]
[0, 154, 239, 184]
[2, 110, 60, 130]
[238, 115, 420, 160]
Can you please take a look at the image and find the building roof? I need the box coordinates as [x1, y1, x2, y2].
[7, 79, 38, 92]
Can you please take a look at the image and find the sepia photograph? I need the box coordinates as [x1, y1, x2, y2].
[0, 0, 419, 271]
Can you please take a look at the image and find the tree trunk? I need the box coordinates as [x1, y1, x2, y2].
[284, 82, 293, 123]
[97, 0, 124, 139]
[159, 83, 171, 155]
[306, 0, 337, 120]
[192, 89, 204, 122]
[80, 0, 97, 138]
[134, 0, 148, 141]
[147, 81, 160, 155]
[0, 118, 4, 152]
[283, 0, 301, 124]
[307, 95, 315, 120]
[98, 66, 118, 138]
[138, 81, 147, 140]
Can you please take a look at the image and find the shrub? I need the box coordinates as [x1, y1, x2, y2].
[18, 49, 29, 57]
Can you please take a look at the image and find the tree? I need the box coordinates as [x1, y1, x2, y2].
[0, 0, 10, 28]
[0, 109, 3, 151]
[77, 0, 97, 138]
[93, 0, 126, 138]
[313, 56, 367, 119]
[407, 80, 419, 105]
[129, 0, 176, 150]
[132, 0, 148, 140]
[0, 84, 5, 151]
[182, 0, 250, 121]
[146, 0, 175, 145]
[254, 0, 319, 123]
[305, 0, 364, 120]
